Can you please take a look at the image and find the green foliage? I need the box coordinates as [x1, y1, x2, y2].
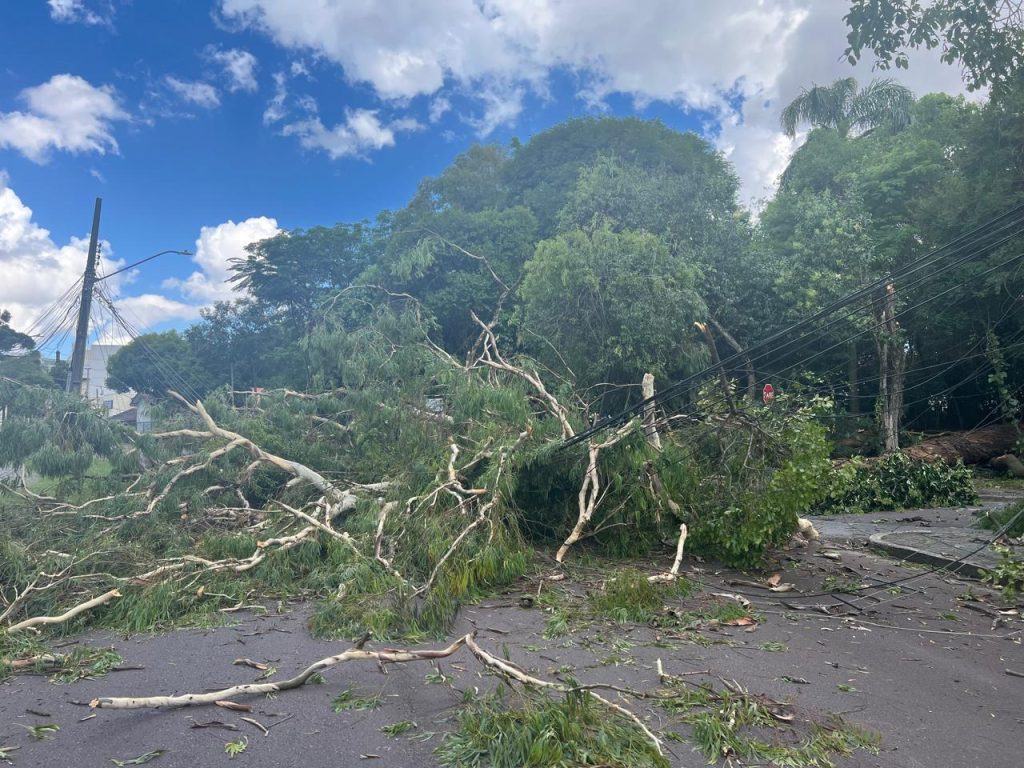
[518, 225, 706, 392]
[683, 392, 835, 566]
[843, 0, 1024, 95]
[106, 330, 209, 398]
[780, 77, 914, 137]
[224, 737, 247, 758]
[0, 385, 139, 483]
[659, 682, 879, 768]
[232, 221, 380, 325]
[331, 688, 383, 711]
[110, 750, 165, 766]
[982, 545, 1024, 599]
[0, 309, 35, 354]
[504, 117, 738, 238]
[380, 720, 417, 737]
[975, 500, 1024, 537]
[436, 689, 669, 768]
[588, 569, 692, 624]
[49, 646, 123, 683]
[820, 453, 976, 513]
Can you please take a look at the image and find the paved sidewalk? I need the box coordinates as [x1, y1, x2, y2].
[810, 488, 1023, 579]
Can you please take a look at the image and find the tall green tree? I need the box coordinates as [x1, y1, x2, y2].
[230, 220, 384, 327]
[781, 77, 914, 138]
[185, 300, 309, 392]
[517, 225, 707, 395]
[0, 310, 52, 390]
[106, 331, 210, 399]
[844, 0, 1024, 96]
[503, 117, 738, 237]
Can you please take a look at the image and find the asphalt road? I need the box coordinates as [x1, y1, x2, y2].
[2, 524, 1022, 768]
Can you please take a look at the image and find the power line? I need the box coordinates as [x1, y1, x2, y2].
[565, 203, 1024, 447]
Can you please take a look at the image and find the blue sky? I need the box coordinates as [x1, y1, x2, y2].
[0, 1, 972, 350]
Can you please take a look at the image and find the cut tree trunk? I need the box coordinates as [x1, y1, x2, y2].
[848, 341, 859, 416]
[905, 423, 1024, 465]
[874, 283, 907, 453]
[709, 318, 756, 400]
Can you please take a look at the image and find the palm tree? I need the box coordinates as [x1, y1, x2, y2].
[780, 77, 914, 138]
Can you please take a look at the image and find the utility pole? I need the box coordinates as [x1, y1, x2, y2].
[67, 197, 102, 394]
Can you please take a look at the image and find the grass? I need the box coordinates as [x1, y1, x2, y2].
[658, 683, 880, 768]
[436, 689, 669, 768]
[587, 568, 693, 624]
[49, 646, 123, 683]
[0, 640, 122, 684]
[821, 576, 864, 594]
[380, 720, 417, 737]
[331, 688, 383, 712]
[974, 499, 1024, 537]
[20, 723, 59, 741]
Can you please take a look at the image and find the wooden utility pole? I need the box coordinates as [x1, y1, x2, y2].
[67, 197, 102, 394]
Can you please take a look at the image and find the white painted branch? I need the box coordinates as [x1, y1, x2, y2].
[6, 589, 121, 634]
[90, 635, 471, 709]
[648, 523, 687, 583]
[797, 517, 819, 541]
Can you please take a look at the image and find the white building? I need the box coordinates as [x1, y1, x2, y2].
[81, 344, 134, 416]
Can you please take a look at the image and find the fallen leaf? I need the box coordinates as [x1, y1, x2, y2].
[712, 592, 752, 609]
[769, 583, 796, 593]
[189, 720, 238, 731]
[111, 750, 164, 766]
[215, 701, 252, 713]
[232, 658, 269, 671]
[723, 617, 755, 627]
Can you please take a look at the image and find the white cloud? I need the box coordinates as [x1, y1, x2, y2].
[48, 0, 113, 26]
[220, 0, 979, 203]
[0, 74, 128, 163]
[165, 77, 221, 108]
[208, 47, 259, 93]
[163, 216, 280, 303]
[0, 175, 278, 346]
[466, 85, 523, 136]
[263, 72, 288, 124]
[428, 96, 451, 123]
[0, 173, 126, 334]
[114, 294, 203, 327]
[282, 108, 420, 159]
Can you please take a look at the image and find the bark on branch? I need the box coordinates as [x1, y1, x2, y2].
[90, 635, 471, 709]
[5, 589, 121, 634]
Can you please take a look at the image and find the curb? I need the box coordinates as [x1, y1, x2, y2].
[867, 531, 988, 579]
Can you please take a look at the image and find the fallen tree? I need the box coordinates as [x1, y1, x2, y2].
[904, 422, 1024, 465]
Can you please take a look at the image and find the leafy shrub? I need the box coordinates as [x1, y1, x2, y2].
[975, 500, 1024, 538]
[819, 452, 976, 514]
[982, 545, 1024, 599]
[683, 391, 835, 566]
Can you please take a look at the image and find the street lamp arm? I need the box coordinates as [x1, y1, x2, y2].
[97, 249, 193, 282]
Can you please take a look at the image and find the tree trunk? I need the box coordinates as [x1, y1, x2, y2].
[640, 373, 661, 450]
[695, 321, 736, 412]
[904, 423, 1024, 465]
[709, 318, 756, 400]
[848, 341, 859, 416]
[873, 283, 906, 453]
